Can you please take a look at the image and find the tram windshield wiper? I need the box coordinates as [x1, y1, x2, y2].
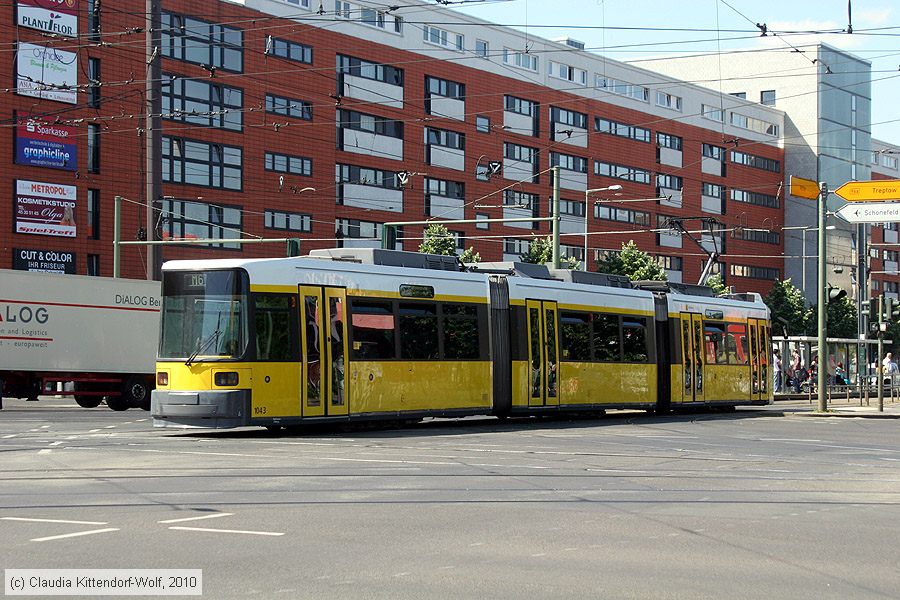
[185, 313, 222, 367]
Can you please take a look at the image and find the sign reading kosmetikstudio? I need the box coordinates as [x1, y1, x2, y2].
[15, 113, 77, 170]
[13, 247, 76, 274]
[16, 0, 78, 37]
[16, 42, 77, 104]
[15, 180, 77, 238]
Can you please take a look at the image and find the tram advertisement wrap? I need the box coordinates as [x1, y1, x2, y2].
[15, 179, 77, 238]
[15, 113, 77, 171]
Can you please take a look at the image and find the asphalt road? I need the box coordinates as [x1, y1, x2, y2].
[2, 398, 899, 600]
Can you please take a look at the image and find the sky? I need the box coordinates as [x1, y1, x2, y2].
[451, 0, 900, 143]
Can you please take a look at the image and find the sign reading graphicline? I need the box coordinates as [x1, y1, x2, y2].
[834, 202, 900, 224]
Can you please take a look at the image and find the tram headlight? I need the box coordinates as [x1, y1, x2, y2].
[156, 372, 169, 386]
[214, 371, 239, 387]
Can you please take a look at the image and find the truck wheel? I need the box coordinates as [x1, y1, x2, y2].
[74, 396, 103, 408]
[106, 395, 129, 411]
[121, 376, 150, 410]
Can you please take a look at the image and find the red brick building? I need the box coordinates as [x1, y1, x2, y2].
[1, 0, 785, 293]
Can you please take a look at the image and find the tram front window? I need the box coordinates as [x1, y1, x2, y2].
[159, 270, 249, 360]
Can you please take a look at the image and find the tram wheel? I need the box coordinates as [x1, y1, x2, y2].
[74, 396, 103, 408]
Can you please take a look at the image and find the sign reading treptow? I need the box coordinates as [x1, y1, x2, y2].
[15, 113, 77, 171]
[834, 180, 900, 202]
[17, 0, 78, 37]
[835, 202, 900, 224]
[15, 179, 77, 238]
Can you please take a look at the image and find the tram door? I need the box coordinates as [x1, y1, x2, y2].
[299, 286, 349, 418]
[680, 312, 705, 403]
[749, 319, 769, 401]
[526, 300, 560, 407]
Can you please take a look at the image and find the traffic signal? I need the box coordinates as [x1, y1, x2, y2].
[886, 297, 900, 322]
[827, 286, 847, 304]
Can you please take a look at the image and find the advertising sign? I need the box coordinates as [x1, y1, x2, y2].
[17, 0, 78, 37]
[834, 180, 900, 202]
[13, 248, 76, 274]
[15, 180, 77, 238]
[16, 42, 78, 104]
[15, 113, 77, 170]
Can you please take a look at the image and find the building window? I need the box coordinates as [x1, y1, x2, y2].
[476, 214, 490, 229]
[549, 61, 587, 85]
[504, 190, 538, 211]
[883, 155, 899, 170]
[552, 107, 587, 129]
[265, 93, 312, 120]
[596, 205, 650, 226]
[732, 228, 780, 244]
[760, 90, 776, 106]
[476, 116, 490, 133]
[505, 95, 537, 117]
[702, 182, 725, 198]
[283, 0, 311, 7]
[425, 76, 464, 100]
[503, 48, 538, 71]
[425, 178, 464, 199]
[337, 109, 404, 139]
[161, 12, 243, 73]
[701, 104, 724, 122]
[336, 218, 394, 246]
[702, 144, 725, 161]
[730, 92, 746, 99]
[265, 209, 312, 232]
[162, 198, 243, 248]
[475, 39, 489, 57]
[656, 174, 684, 190]
[595, 117, 650, 143]
[87, 254, 100, 276]
[87, 124, 100, 173]
[730, 112, 778, 136]
[504, 238, 531, 256]
[87, 0, 101, 42]
[87, 189, 100, 240]
[88, 58, 101, 108]
[595, 161, 651, 184]
[265, 152, 312, 176]
[335, 164, 402, 193]
[423, 25, 463, 51]
[731, 150, 780, 173]
[730, 264, 779, 280]
[731, 189, 779, 209]
[336, 54, 404, 86]
[552, 152, 587, 173]
[656, 132, 683, 150]
[656, 91, 682, 111]
[425, 127, 465, 151]
[162, 136, 243, 190]
[267, 36, 312, 64]
[162, 75, 243, 131]
[596, 76, 649, 102]
[504, 142, 537, 163]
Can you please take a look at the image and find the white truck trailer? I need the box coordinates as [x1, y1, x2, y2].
[0, 270, 160, 410]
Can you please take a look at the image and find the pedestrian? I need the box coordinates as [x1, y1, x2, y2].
[883, 352, 898, 375]
[773, 349, 783, 393]
[834, 362, 847, 386]
[790, 349, 802, 393]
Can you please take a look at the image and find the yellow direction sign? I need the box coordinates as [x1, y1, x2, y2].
[790, 176, 820, 200]
[834, 179, 900, 202]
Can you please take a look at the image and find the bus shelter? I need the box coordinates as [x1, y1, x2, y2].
[772, 336, 888, 394]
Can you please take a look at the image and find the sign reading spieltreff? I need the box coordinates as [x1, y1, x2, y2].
[17, 0, 78, 37]
[16, 42, 78, 104]
[15, 113, 77, 170]
[15, 180, 77, 238]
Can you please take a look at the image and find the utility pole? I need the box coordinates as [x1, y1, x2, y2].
[145, 0, 162, 280]
[551, 166, 561, 269]
[877, 296, 885, 412]
[817, 182, 828, 412]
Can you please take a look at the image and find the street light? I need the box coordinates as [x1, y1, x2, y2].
[584, 185, 623, 271]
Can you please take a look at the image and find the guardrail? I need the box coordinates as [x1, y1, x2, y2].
[775, 377, 900, 406]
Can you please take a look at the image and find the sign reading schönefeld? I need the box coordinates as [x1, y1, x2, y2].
[15, 180, 77, 238]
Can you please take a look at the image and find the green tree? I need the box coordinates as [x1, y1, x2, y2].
[418, 224, 456, 256]
[763, 279, 811, 337]
[460, 246, 481, 264]
[705, 273, 728, 296]
[805, 297, 858, 339]
[519, 236, 578, 269]
[594, 240, 667, 281]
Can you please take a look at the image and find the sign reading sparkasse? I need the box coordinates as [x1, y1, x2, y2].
[834, 180, 900, 202]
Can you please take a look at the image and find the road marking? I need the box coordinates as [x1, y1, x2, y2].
[49, 441, 63, 447]
[104, 425, 116, 429]
[31, 528, 120, 542]
[158, 513, 234, 524]
[38, 449, 52, 455]
[2, 517, 109, 525]
[2, 434, 17, 439]
[168, 526, 284, 536]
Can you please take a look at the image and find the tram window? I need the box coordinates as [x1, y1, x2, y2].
[350, 300, 396, 359]
[704, 322, 727, 364]
[560, 312, 591, 361]
[622, 317, 648, 362]
[593, 313, 620, 361]
[399, 303, 439, 360]
[253, 294, 296, 361]
[443, 304, 480, 359]
[727, 323, 749, 364]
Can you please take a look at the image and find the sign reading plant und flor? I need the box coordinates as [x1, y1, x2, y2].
[17, 0, 78, 37]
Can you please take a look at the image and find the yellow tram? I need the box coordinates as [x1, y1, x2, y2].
[151, 248, 771, 429]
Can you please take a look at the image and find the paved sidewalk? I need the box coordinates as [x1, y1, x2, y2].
[771, 396, 900, 418]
